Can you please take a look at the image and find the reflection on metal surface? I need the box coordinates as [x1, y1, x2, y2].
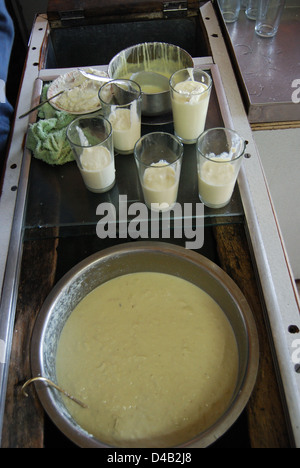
[220, 3, 300, 123]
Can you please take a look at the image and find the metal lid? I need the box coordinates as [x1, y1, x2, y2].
[47, 0, 202, 28]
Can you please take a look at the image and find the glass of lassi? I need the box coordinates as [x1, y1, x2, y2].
[196, 127, 246, 209]
[170, 68, 212, 145]
[134, 132, 183, 212]
[67, 115, 115, 193]
[99, 79, 142, 155]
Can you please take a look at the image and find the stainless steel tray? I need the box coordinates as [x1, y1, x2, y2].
[220, 1, 300, 123]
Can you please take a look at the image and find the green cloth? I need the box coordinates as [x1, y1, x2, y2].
[26, 84, 76, 165]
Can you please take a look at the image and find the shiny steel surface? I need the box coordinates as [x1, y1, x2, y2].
[221, 2, 300, 122]
[30, 242, 259, 448]
[108, 42, 194, 116]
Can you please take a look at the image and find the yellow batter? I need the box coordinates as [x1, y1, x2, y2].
[56, 272, 238, 447]
[113, 43, 189, 94]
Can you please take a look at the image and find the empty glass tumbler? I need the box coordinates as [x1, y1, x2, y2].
[218, 0, 241, 23]
[255, 0, 285, 37]
[245, 0, 258, 19]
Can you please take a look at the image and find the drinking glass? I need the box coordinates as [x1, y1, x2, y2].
[255, 0, 285, 37]
[99, 79, 142, 155]
[245, 0, 258, 19]
[134, 132, 183, 212]
[197, 128, 246, 209]
[218, 0, 241, 23]
[67, 115, 115, 193]
[170, 68, 212, 145]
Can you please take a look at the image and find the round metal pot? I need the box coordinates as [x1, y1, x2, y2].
[30, 241, 259, 448]
[108, 42, 194, 117]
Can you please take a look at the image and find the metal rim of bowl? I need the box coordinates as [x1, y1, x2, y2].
[107, 41, 194, 80]
[30, 241, 259, 448]
[107, 42, 194, 117]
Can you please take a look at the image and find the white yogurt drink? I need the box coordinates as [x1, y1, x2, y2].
[134, 132, 183, 212]
[170, 69, 212, 144]
[142, 161, 179, 211]
[172, 81, 210, 143]
[99, 80, 142, 155]
[109, 107, 141, 154]
[198, 157, 236, 208]
[67, 115, 115, 194]
[196, 128, 245, 209]
[79, 146, 115, 193]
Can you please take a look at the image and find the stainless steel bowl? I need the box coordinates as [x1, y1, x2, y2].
[30, 241, 259, 448]
[108, 42, 194, 116]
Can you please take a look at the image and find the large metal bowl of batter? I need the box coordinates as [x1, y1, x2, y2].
[30, 241, 259, 448]
[108, 42, 194, 116]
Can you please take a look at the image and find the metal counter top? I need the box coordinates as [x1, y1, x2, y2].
[219, 1, 300, 123]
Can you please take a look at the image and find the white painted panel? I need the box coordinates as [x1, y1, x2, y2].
[254, 129, 300, 279]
